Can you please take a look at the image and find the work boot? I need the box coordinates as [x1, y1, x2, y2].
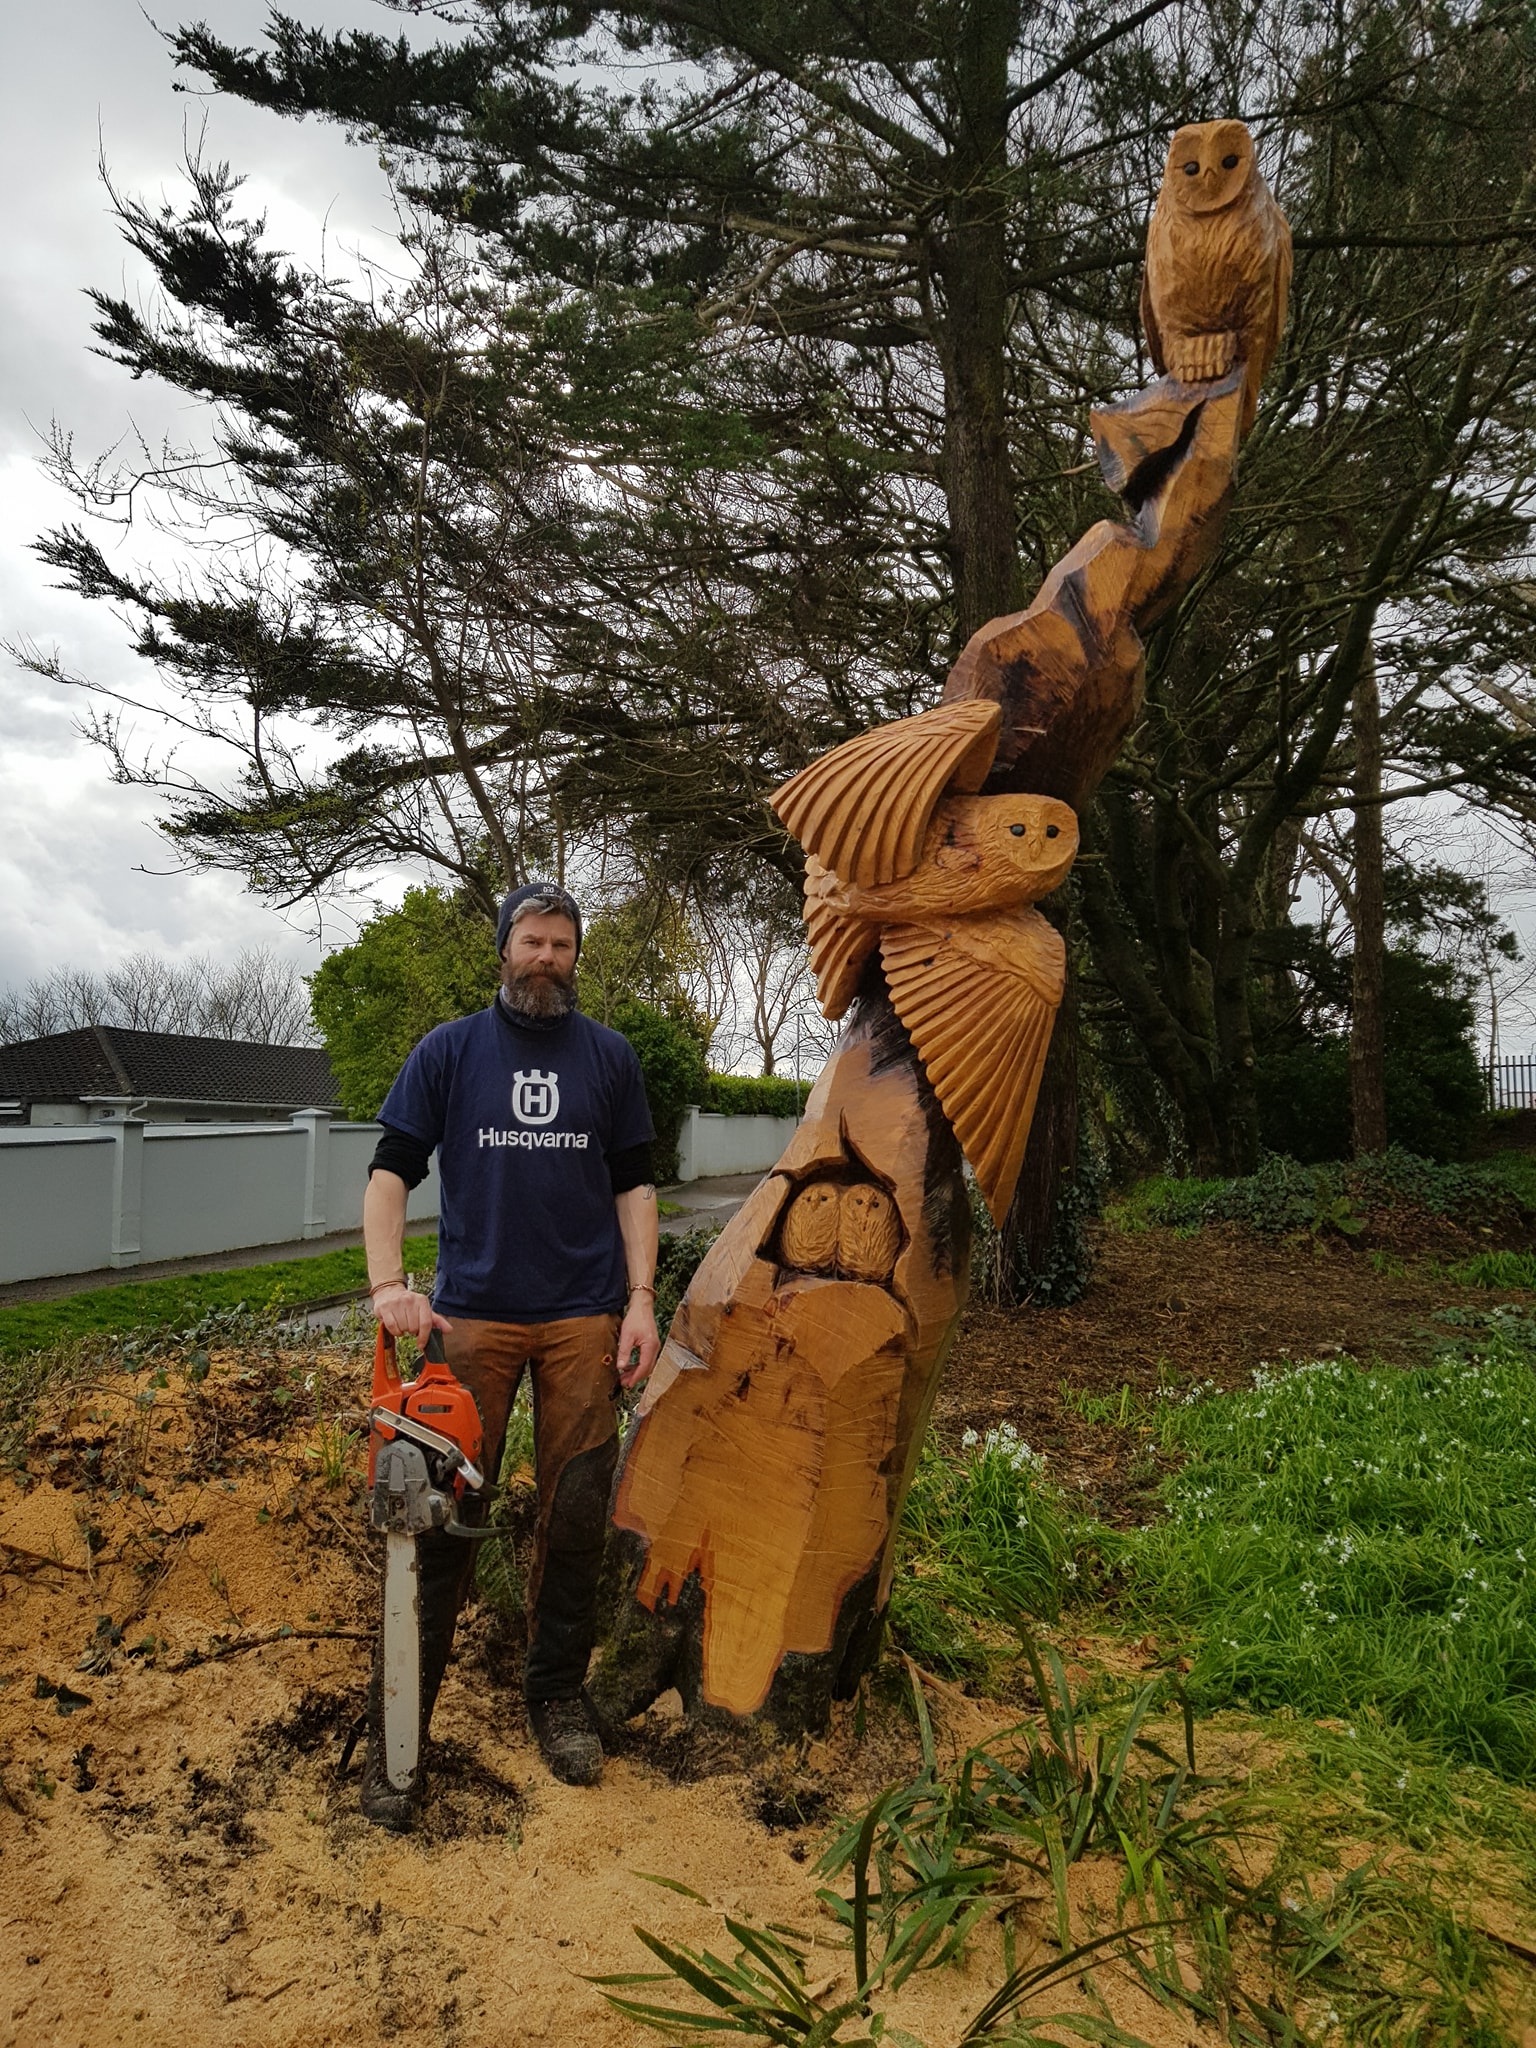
[528, 1693, 603, 1786]
[359, 1527, 475, 1831]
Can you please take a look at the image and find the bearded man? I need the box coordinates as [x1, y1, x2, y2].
[360, 881, 659, 1825]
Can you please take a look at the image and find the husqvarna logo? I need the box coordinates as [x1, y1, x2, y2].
[511, 1069, 559, 1125]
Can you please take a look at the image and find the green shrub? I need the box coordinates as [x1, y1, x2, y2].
[1117, 1148, 1529, 1241]
[309, 886, 500, 1119]
[1107, 1337, 1536, 1777]
[701, 1072, 812, 1117]
[610, 997, 710, 1182]
[653, 1226, 719, 1333]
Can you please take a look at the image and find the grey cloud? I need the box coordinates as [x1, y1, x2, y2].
[1, 2, 443, 995]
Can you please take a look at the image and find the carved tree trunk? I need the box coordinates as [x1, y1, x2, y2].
[590, 371, 1254, 1735]
[593, 122, 1287, 1733]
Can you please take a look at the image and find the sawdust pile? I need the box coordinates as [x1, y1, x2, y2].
[0, 1336, 1279, 2045]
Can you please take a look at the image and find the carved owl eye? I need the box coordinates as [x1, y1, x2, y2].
[1221, 152, 1240, 168]
[1183, 161, 1199, 176]
[1010, 823, 1025, 837]
[1045, 824, 1060, 838]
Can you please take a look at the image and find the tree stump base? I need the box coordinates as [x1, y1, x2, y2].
[589, 995, 969, 1733]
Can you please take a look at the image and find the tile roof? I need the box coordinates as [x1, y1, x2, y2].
[0, 1027, 340, 1110]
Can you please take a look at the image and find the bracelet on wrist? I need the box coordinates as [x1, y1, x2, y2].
[370, 1276, 408, 1295]
[628, 1283, 655, 1297]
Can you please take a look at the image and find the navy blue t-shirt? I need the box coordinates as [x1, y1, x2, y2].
[379, 1002, 654, 1322]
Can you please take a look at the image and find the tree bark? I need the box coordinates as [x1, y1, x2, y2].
[1350, 642, 1388, 1155]
[932, 0, 1020, 638]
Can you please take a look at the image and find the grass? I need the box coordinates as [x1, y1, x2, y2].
[613, 1658, 1536, 2044]
[1102, 1332, 1536, 1778]
[0, 1234, 439, 1360]
[1446, 1247, 1536, 1289]
[890, 1424, 1072, 1680]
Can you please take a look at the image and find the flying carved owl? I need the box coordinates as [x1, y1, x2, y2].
[771, 700, 1078, 1224]
[1141, 119, 1291, 434]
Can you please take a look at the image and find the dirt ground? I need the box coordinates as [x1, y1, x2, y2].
[1, 1224, 1531, 2046]
[936, 1218, 1532, 1523]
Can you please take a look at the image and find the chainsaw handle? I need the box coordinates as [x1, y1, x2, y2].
[373, 1323, 448, 1397]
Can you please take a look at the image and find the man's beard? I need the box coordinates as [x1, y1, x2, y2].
[502, 962, 577, 1020]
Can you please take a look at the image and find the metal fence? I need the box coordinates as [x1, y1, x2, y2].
[1486, 1057, 1536, 1111]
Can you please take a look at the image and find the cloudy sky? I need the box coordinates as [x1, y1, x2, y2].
[4, 8, 1533, 1057]
[0, 1, 445, 995]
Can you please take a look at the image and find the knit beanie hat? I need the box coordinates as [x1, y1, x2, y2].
[496, 881, 583, 958]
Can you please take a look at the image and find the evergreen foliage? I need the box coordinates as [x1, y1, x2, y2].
[609, 996, 710, 1180]
[308, 886, 501, 1118]
[27, 1, 1536, 1180]
[1256, 948, 1487, 1163]
[701, 1073, 811, 1118]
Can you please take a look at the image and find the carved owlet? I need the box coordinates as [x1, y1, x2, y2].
[837, 1184, 901, 1283]
[1141, 119, 1291, 434]
[781, 1181, 841, 1271]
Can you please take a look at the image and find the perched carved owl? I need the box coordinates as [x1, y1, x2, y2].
[781, 1181, 842, 1271]
[1141, 119, 1291, 433]
[837, 1184, 900, 1284]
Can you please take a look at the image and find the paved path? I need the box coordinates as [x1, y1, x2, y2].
[658, 1171, 761, 1238]
[0, 1174, 761, 1308]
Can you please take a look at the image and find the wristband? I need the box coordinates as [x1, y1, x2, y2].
[628, 1283, 656, 1297]
[370, 1276, 408, 1296]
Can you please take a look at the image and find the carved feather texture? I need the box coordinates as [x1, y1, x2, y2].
[880, 910, 1067, 1225]
[838, 1184, 901, 1283]
[772, 700, 1001, 888]
[804, 856, 879, 1020]
[781, 1181, 842, 1271]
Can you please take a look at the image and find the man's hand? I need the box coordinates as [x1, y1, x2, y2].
[371, 1283, 452, 1347]
[616, 1295, 660, 1389]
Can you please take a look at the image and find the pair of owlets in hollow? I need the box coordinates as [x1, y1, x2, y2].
[781, 1180, 900, 1284]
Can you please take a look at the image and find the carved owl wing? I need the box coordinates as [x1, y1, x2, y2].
[1139, 212, 1169, 376]
[803, 855, 879, 1020]
[879, 908, 1067, 1225]
[771, 699, 1001, 889]
[1261, 194, 1292, 378]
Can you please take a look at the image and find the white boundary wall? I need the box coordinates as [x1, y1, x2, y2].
[675, 1107, 799, 1183]
[0, 1114, 438, 1285]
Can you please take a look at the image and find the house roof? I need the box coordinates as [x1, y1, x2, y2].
[0, 1026, 340, 1110]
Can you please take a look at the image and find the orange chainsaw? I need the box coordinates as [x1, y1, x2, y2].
[368, 1328, 489, 1794]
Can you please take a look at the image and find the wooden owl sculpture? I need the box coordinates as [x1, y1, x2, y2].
[781, 1180, 842, 1270]
[772, 699, 1078, 1224]
[1141, 119, 1291, 434]
[838, 1183, 901, 1283]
